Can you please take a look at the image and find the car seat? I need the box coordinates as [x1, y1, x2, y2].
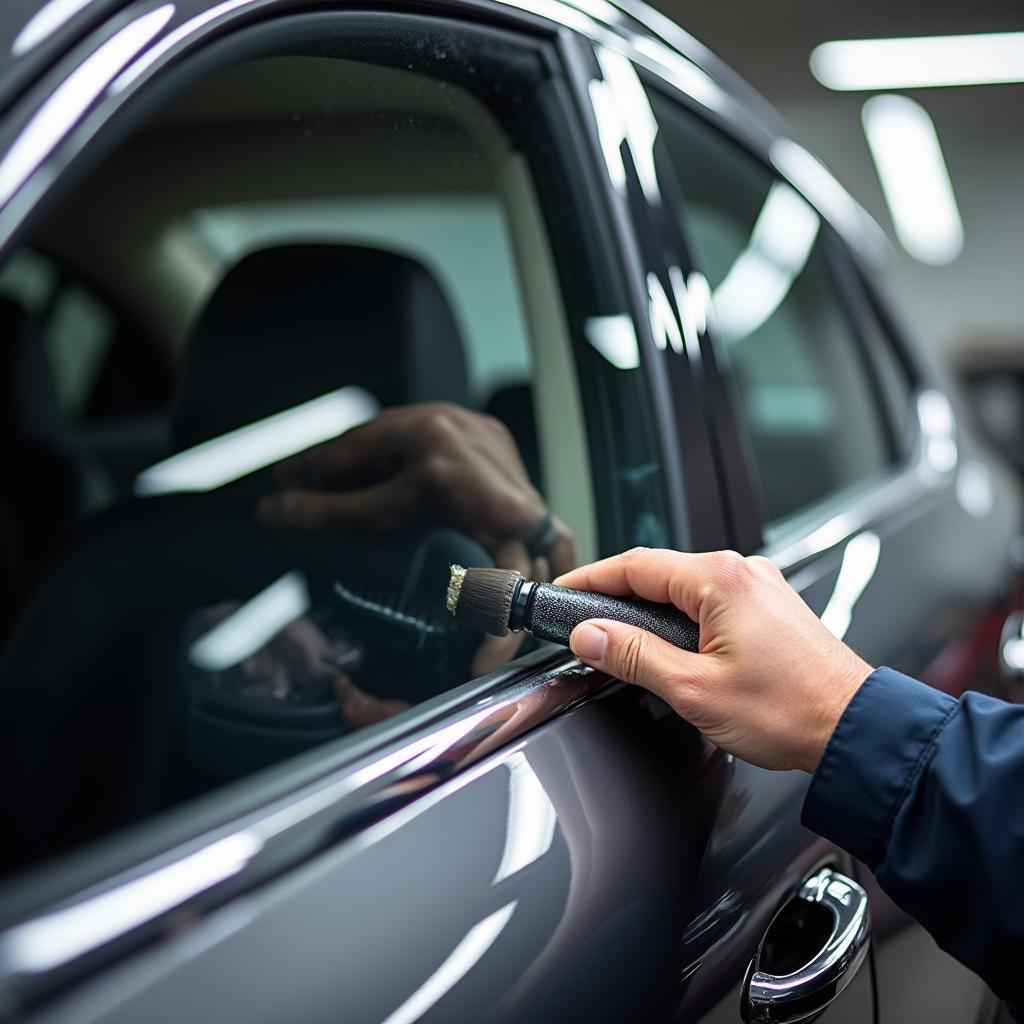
[0, 245, 488, 873]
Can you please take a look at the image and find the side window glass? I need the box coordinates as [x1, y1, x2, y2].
[0, 33, 668, 877]
[648, 89, 895, 531]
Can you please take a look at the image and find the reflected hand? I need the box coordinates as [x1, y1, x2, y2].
[556, 548, 873, 773]
[257, 403, 576, 577]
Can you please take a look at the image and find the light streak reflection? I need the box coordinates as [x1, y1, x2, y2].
[492, 752, 557, 884]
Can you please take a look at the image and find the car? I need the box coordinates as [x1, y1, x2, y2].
[0, 0, 1018, 1021]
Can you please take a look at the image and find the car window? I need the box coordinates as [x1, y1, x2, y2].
[0, 34, 670, 877]
[647, 89, 895, 533]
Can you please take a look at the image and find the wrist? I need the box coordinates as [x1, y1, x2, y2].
[804, 653, 873, 773]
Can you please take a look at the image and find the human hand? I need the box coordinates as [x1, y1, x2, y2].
[555, 548, 873, 773]
[257, 402, 576, 578]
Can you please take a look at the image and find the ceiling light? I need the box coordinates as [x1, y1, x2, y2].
[861, 95, 963, 265]
[811, 32, 1024, 91]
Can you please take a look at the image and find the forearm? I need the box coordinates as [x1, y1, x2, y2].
[803, 668, 1024, 1009]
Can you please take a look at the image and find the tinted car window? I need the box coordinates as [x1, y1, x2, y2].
[0, 39, 669, 875]
[649, 90, 894, 529]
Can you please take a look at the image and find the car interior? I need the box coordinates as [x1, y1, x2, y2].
[0, 43, 606, 876]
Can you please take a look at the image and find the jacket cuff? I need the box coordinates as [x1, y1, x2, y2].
[802, 666, 959, 867]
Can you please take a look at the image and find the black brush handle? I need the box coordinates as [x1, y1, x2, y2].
[526, 583, 700, 652]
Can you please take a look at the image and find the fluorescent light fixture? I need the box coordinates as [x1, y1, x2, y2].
[381, 902, 517, 1024]
[862, 95, 963, 266]
[712, 181, 820, 344]
[0, 6, 175, 208]
[492, 753, 557, 884]
[811, 32, 1024, 91]
[189, 572, 311, 672]
[135, 385, 378, 496]
[585, 314, 640, 370]
[820, 531, 881, 640]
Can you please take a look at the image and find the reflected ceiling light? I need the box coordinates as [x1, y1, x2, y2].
[916, 388, 959, 481]
[2, 832, 261, 974]
[381, 902, 517, 1024]
[811, 32, 1024, 91]
[647, 272, 684, 355]
[862, 95, 963, 266]
[668, 266, 711, 363]
[135, 386, 378, 496]
[594, 46, 661, 205]
[12, 0, 97, 55]
[769, 138, 884, 260]
[190, 572, 311, 672]
[113, 0, 260, 92]
[712, 181, 819, 344]
[0, 5, 175, 208]
[585, 314, 640, 370]
[820, 531, 882, 640]
[492, 752, 558, 884]
[956, 460, 994, 519]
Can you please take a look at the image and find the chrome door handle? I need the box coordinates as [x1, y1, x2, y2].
[740, 868, 871, 1024]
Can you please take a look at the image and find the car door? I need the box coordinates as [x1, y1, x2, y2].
[0, 4, 878, 1023]
[644, 70, 1021, 1023]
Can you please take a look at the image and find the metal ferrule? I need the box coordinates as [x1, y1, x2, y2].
[508, 578, 536, 632]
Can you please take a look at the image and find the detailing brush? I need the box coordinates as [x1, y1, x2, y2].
[446, 565, 700, 652]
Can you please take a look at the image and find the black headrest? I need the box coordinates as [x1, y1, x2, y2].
[173, 245, 469, 450]
[0, 296, 61, 441]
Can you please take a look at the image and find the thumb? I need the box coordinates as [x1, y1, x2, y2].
[568, 618, 705, 701]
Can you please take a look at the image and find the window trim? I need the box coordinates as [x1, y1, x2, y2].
[642, 73, 937, 561]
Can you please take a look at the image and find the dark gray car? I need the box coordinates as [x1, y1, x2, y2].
[0, 1, 1018, 1021]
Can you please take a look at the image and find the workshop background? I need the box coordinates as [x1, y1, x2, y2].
[653, 0, 1024, 465]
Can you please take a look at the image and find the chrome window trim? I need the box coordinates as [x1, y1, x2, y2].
[765, 387, 957, 576]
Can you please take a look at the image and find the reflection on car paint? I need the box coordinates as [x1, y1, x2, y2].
[646, 271, 684, 355]
[820, 531, 882, 640]
[11, 0, 100, 56]
[492, 751, 558, 884]
[380, 901, 518, 1024]
[0, 6, 175, 210]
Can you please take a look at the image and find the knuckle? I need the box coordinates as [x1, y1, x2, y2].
[418, 407, 460, 445]
[418, 453, 453, 491]
[712, 549, 752, 588]
[746, 554, 781, 578]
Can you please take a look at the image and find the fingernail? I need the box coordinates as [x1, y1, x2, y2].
[570, 622, 607, 661]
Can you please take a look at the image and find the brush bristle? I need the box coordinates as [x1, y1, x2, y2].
[446, 566, 522, 637]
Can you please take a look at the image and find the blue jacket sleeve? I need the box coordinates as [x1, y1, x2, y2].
[802, 666, 1024, 1011]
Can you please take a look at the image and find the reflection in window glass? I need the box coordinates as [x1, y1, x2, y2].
[0, 41, 665, 878]
[649, 89, 893, 528]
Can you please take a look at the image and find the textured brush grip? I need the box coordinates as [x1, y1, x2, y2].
[527, 583, 700, 652]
